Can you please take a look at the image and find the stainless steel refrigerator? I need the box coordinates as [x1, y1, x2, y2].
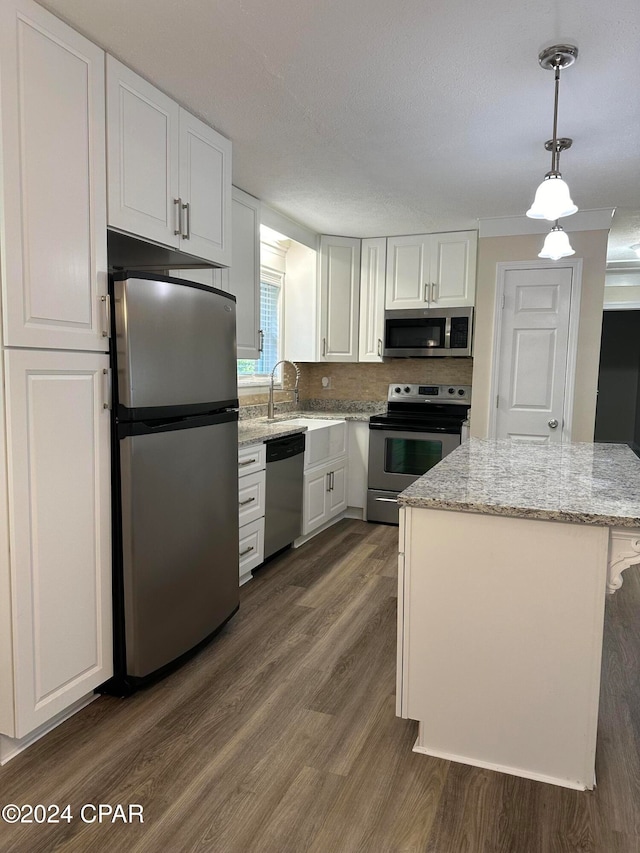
[105, 271, 239, 694]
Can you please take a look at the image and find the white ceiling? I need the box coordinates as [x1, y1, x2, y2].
[41, 0, 640, 261]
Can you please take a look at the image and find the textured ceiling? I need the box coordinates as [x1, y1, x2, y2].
[41, 0, 640, 260]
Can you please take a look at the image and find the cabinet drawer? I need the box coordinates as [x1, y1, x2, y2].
[238, 469, 265, 526]
[238, 443, 266, 477]
[239, 517, 264, 584]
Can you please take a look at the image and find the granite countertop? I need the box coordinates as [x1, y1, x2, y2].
[398, 437, 640, 527]
[238, 410, 378, 446]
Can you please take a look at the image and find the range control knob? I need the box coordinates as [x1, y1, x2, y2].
[448, 387, 455, 395]
[394, 386, 401, 393]
[458, 389, 466, 396]
[404, 386, 411, 393]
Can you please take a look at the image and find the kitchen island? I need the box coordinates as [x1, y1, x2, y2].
[396, 438, 640, 790]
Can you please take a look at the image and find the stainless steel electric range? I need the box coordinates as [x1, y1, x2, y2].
[367, 382, 471, 524]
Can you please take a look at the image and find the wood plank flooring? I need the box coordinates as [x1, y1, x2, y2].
[1, 519, 640, 852]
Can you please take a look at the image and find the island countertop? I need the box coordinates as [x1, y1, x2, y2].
[398, 437, 640, 527]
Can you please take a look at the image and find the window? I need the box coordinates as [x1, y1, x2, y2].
[237, 268, 283, 384]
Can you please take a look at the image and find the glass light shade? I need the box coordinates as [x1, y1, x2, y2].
[538, 226, 575, 261]
[526, 174, 578, 221]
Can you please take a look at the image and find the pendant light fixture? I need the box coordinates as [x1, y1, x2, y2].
[538, 221, 575, 260]
[526, 44, 579, 222]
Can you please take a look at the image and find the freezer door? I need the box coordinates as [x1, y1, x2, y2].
[119, 417, 239, 678]
[113, 273, 237, 414]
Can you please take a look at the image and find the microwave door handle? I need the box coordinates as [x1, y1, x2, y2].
[444, 316, 452, 349]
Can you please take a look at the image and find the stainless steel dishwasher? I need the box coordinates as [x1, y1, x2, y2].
[264, 432, 305, 560]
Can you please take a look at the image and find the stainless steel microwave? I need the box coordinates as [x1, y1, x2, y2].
[383, 307, 473, 357]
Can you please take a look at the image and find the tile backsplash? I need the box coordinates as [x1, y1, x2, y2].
[238, 358, 473, 417]
[298, 359, 473, 401]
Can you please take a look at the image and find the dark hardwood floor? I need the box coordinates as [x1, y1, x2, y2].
[1, 518, 640, 852]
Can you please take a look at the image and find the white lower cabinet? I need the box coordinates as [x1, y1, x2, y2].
[347, 421, 370, 515]
[300, 421, 348, 537]
[1, 349, 112, 739]
[238, 443, 266, 585]
[302, 456, 348, 536]
[239, 517, 265, 581]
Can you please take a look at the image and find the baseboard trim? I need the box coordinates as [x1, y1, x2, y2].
[0, 693, 97, 765]
[412, 736, 593, 791]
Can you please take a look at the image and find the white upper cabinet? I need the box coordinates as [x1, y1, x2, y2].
[386, 231, 477, 310]
[107, 57, 231, 267]
[430, 231, 477, 307]
[106, 57, 180, 249]
[178, 108, 232, 265]
[319, 235, 361, 362]
[217, 188, 261, 359]
[358, 237, 387, 362]
[0, 0, 108, 351]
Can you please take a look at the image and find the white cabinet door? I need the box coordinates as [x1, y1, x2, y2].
[319, 236, 361, 362]
[328, 458, 348, 517]
[386, 232, 478, 309]
[347, 421, 369, 511]
[226, 188, 260, 359]
[106, 56, 180, 249]
[106, 59, 231, 267]
[430, 231, 477, 308]
[0, 0, 108, 351]
[359, 237, 386, 361]
[303, 466, 330, 534]
[178, 108, 232, 267]
[4, 349, 112, 738]
[385, 235, 430, 309]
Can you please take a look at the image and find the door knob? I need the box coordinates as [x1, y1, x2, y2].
[548, 418, 559, 429]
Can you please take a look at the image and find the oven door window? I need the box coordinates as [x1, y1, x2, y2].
[385, 436, 443, 475]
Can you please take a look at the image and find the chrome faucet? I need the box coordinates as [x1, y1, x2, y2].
[267, 360, 300, 420]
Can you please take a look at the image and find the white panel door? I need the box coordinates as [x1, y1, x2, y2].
[178, 108, 232, 266]
[5, 349, 112, 737]
[430, 231, 477, 307]
[385, 235, 430, 309]
[107, 56, 180, 247]
[226, 188, 260, 358]
[328, 459, 348, 517]
[319, 236, 361, 362]
[0, 0, 108, 351]
[303, 467, 329, 534]
[496, 267, 573, 442]
[358, 237, 386, 362]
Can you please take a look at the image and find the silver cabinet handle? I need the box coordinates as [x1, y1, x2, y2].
[431, 282, 438, 303]
[326, 472, 331, 492]
[100, 294, 111, 338]
[240, 545, 255, 557]
[102, 368, 111, 410]
[258, 329, 264, 353]
[239, 496, 256, 506]
[239, 458, 257, 466]
[322, 337, 327, 357]
[424, 283, 429, 303]
[377, 338, 383, 357]
[174, 198, 182, 236]
[548, 418, 559, 429]
[182, 201, 190, 239]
